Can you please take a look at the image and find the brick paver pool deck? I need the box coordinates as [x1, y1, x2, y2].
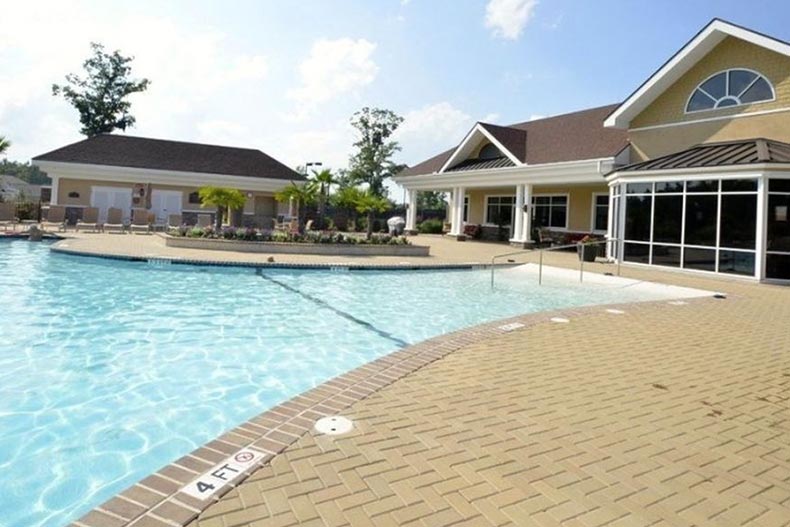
[57, 234, 790, 527]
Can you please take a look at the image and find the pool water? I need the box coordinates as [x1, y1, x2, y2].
[0, 241, 699, 526]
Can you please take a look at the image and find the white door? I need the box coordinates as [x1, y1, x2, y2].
[91, 186, 132, 222]
[151, 190, 183, 223]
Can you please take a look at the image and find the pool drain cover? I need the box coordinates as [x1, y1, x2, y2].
[315, 416, 353, 436]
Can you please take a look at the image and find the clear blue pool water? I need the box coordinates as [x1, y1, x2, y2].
[0, 240, 690, 526]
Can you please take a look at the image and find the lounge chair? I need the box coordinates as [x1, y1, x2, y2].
[104, 207, 126, 234]
[0, 202, 17, 232]
[148, 212, 167, 232]
[196, 214, 211, 228]
[41, 206, 66, 232]
[130, 209, 151, 234]
[167, 214, 182, 230]
[75, 207, 100, 232]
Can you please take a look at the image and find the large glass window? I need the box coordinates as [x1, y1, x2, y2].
[684, 195, 718, 246]
[767, 179, 790, 280]
[653, 195, 682, 244]
[686, 69, 775, 113]
[620, 177, 758, 277]
[485, 196, 515, 226]
[532, 195, 567, 229]
[592, 194, 608, 232]
[625, 195, 652, 241]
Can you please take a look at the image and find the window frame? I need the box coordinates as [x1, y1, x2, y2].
[618, 176, 760, 277]
[531, 193, 570, 231]
[483, 194, 516, 227]
[590, 192, 609, 234]
[684, 68, 775, 114]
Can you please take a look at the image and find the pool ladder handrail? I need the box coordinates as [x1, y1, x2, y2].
[490, 238, 621, 288]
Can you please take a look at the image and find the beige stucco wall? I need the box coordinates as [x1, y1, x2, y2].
[629, 111, 790, 161]
[631, 37, 790, 129]
[464, 184, 608, 233]
[56, 178, 278, 215]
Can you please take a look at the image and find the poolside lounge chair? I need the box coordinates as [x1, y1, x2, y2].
[167, 214, 182, 230]
[103, 207, 126, 233]
[130, 209, 151, 234]
[196, 214, 211, 228]
[41, 206, 66, 232]
[0, 202, 17, 232]
[75, 207, 100, 232]
[148, 212, 167, 232]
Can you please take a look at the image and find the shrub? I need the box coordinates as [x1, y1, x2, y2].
[168, 226, 411, 246]
[418, 218, 443, 234]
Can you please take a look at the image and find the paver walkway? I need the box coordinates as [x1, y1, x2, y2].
[186, 268, 790, 527]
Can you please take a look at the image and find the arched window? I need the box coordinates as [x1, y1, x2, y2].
[478, 143, 502, 160]
[686, 69, 774, 113]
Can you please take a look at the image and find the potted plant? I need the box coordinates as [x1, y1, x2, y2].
[577, 235, 599, 262]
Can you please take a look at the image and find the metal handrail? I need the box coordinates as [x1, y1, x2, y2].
[490, 238, 621, 287]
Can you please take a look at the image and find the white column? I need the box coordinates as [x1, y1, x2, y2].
[50, 175, 60, 205]
[522, 184, 533, 242]
[755, 174, 768, 280]
[605, 184, 615, 260]
[405, 189, 417, 232]
[448, 188, 458, 235]
[450, 186, 464, 236]
[510, 184, 525, 243]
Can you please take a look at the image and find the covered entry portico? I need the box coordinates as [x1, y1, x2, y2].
[400, 157, 619, 246]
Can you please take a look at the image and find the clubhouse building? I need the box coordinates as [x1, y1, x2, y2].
[394, 19, 790, 282]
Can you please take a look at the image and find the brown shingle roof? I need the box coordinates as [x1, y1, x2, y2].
[478, 123, 527, 162]
[616, 138, 790, 173]
[33, 134, 303, 181]
[399, 104, 628, 177]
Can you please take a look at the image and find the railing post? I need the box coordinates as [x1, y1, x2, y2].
[580, 244, 584, 283]
[490, 258, 495, 288]
[539, 250, 543, 285]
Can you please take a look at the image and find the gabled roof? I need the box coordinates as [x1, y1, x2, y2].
[615, 138, 790, 173]
[605, 19, 790, 129]
[400, 104, 628, 177]
[478, 123, 527, 162]
[33, 134, 303, 181]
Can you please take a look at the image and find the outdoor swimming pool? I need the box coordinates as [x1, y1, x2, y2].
[0, 240, 706, 526]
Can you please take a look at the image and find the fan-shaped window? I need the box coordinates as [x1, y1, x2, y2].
[478, 143, 502, 160]
[686, 69, 774, 113]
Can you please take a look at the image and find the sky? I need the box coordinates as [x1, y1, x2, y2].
[2, 0, 790, 198]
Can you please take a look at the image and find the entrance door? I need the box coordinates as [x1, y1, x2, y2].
[91, 186, 132, 222]
[151, 190, 183, 223]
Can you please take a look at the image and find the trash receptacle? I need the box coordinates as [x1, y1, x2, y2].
[387, 216, 406, 235]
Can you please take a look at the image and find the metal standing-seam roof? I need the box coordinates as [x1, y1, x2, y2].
[616, 138, 790, 173]
[445, 156, 515, 172]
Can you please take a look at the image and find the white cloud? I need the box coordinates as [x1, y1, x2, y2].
[396, 102, 471, 148]
[485, 0, 538, 40]
[0, 3, 271, 160]
[287, 38, 378, 120]
[481, 112, 500, 123]
[528, 114, 547, 121]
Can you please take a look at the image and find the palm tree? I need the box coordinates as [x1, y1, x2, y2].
[353, 190, 390, 240]
[310, 169, 335, 229]
[0, 136, 10, 157]
[198, 186, 247, 229]
[275, 181, 318, 231]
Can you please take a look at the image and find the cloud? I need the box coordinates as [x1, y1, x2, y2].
[287, 38, 378, 120]
[394, 102, 472, 167]
[485, 0, 538, 40]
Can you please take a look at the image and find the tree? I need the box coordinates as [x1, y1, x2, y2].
[0, 136, 10, 157]
[0, 160, 50, 185]
[417, 191, 447, 211]
[310, 168, 335, 229]
[353, 190, 391, 240]
[198, 187, 247, 230]
[347, 107, 405, 197]
[52, 42, 150, 136]
[275, 182, 318, 231]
